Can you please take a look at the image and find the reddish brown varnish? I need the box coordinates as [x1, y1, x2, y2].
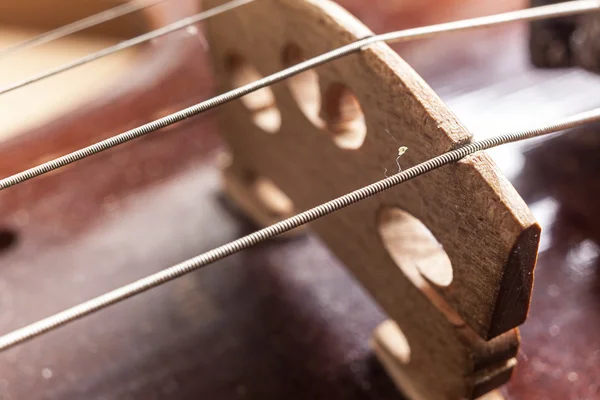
[0, 1, 598, 399]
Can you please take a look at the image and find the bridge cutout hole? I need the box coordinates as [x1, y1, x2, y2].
[250, 175, 294, 219]
[378, 207, 453, 287]
[281, 43, 323, 128]
[226, 54, 281, 133]
[378, 320, 411, 364]
[321, 83, 367, 149]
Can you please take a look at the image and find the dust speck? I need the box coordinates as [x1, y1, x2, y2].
[41, 368, 53, 379]
[567, 372, 579, 382]
[547, 284, 560, 297]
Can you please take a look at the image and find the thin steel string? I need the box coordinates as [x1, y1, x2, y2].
[1, 0, 598, 191]
[0, 0, 256, 96]
[375, 0, 600, 44]
[0, 0, 168, 60]
[1, 0, 596, 97]
[1, 107, 599, 352]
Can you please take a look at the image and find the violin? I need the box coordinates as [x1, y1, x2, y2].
[0, 1, 598, 399]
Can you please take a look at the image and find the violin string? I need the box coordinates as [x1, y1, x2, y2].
[1, 0, 598, 191]
[1, 106, 599, 352]
[0, 0, 595, 97]
[0, 0, 256, 96]
[0, 0, 168, 60]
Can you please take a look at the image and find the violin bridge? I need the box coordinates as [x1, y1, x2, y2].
[204, 0, 541, 398]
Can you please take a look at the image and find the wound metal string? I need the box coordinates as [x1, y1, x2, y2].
[0, 0, 598, 191]
[0, 0, 256, 96]
[0, 0, 168, 60]
[1, 107, 599, 352]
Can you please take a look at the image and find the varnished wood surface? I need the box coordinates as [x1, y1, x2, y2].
[0, 0, 147, 37]
[0, 1, 599, 399]
[0, 0, 200, 176]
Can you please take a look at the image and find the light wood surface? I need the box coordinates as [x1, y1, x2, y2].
[204, 0, 540, 398]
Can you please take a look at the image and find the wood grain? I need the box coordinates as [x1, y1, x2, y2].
[204, 0, 540, 398]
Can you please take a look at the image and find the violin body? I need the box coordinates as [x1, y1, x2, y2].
[0, 1, 598, 399]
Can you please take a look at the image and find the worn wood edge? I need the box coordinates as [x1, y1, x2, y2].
[488, 224, 540, 338]
[458, 153, 541, 339]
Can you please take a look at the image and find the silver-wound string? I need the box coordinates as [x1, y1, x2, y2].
[0, 0, 597, 190]
[0, 0, 168, 60]
[1, 107, 599, 352]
